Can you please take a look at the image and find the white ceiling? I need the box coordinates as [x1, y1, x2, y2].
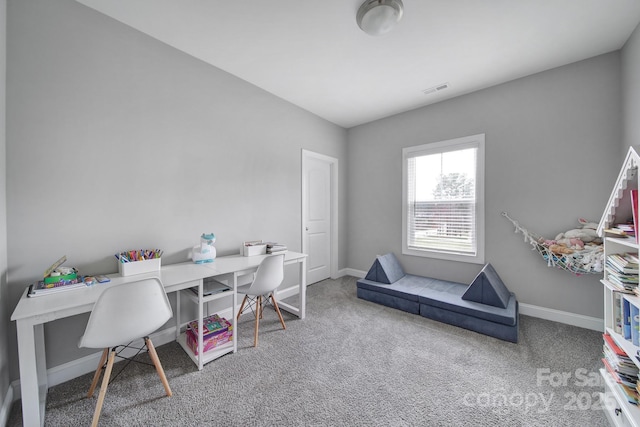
[75, 0, 640, 128]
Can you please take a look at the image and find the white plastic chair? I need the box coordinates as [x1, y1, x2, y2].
[78, 277, 173, 427]
[236, 254, 286, 347]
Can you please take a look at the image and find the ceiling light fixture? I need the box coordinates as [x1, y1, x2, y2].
[356, 0, 404, 36]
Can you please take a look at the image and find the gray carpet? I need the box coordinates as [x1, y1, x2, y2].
[9, 276, 606, 426]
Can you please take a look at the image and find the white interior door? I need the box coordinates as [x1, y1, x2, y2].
[302, 150, 336, 285]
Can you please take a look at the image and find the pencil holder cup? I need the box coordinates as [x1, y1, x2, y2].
[118, 258, 161, 276]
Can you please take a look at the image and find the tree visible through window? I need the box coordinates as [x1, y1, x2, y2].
[402, 134, 485, 263]
[433, 172, 474, 199]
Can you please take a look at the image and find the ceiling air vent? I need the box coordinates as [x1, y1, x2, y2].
[423, 82, 449, 95]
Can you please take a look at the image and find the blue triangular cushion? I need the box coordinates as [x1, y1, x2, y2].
[364, 253, 405, 284]
[462, 263, 511, 308]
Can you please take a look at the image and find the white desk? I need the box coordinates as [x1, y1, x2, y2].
[11, 251, 307, 427]
[175, 251, 307, 370]
[208, 252, 308, 319]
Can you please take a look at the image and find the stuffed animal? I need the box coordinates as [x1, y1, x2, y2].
[549, 243, 574, 255]
[540, 237, 584, 250]
[556, 237, 585, 250]
[555, 218, 601, 244]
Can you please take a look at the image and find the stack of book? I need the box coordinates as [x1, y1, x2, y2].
[266, 242, 287, 254]
[185, 314, 233, 355]
[28, 278, 85, 297]
[616, 223, 636, 239]
[605, 253, 639, 293]
[603, 333, 639, 405]
[28, 256, 86, 297]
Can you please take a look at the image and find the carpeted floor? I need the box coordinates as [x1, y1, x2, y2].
[8, 276, 606, 426]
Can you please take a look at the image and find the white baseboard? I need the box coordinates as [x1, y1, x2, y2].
[0, 382, 13, 427]
[343, 268, 366, 278]
[519, 302, 603, 332]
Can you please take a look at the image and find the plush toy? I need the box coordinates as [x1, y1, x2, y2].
[579, 245, 605, 273]
[556, 237, 585, 250]
[555, 218, 601, 244]
[540, 237, 583, 250]
[549, 243, 574, 255]
[191, 232, 217, 264]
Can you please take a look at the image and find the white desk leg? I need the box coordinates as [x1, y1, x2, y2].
[232, 272, 238, 353]
[275, 258, 307, 319]
[176, 289, 181, 341]
[17, 319, 46, 427]
[197, 278, 204, 371]
[300, 257, 307, 319]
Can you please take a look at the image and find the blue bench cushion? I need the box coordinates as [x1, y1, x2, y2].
[462, 263, 511, 309]
[356, 287, 420, 315]
[417, 280, 517, 326]
[357, 274, 426, 302]
[356, 254, 518, 342]
[419, 301, 519, 343]
[364, 253, 405, 284]
[358, 275, 516, 326]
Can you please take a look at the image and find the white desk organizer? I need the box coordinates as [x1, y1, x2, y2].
[118, 258, 161, 276]
[242, 241, 267, 256]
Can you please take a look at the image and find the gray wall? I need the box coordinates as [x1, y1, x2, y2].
[623, 21, 640, 153]
[347, 52, 622, 318]
[5, 0, 347, 376]
[0, 0, 9, 417]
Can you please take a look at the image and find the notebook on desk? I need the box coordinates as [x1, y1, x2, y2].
[190, 278, 230, 296]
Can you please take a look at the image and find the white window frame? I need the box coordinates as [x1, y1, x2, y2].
[402, 134, 485, 264]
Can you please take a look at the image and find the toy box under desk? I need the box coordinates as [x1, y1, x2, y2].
[185, 314, 233, 355]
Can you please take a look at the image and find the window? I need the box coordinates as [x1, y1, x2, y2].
[402, 134, 485, 263]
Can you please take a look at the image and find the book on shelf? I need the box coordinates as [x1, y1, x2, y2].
[633, 189, 639, 244]
[266, 242, 287, 254]
[603, 342, 637, 375]
[189, 278, 230, 297]
[621, 383, 639, 405]
[603, 333, 639, 386]
[607, 280, 637, 295]
[185, 327, 232, 355]
[605, 228, 630, 238]
[632, 304, 640, 346]
[27, 279, 86, 297]
[603, 357, 638, 388]
[606, 253, 640, 274]
[616, 223, 636, 237]
[604, 332, 627, 357]
[623, 298, 632, 340]
[605, 269, 638, 287]
[614, 292, 623, 334]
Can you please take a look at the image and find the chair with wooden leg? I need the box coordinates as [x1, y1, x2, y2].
[78, 277, 173, 427]
[236, 254, 286, 347]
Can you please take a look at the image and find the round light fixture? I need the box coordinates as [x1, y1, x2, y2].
[356, 0, 404, 36]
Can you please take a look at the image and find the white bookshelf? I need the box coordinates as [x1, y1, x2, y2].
[599, 146, 640, 426]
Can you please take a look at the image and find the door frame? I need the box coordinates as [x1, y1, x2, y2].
[301, 149, 339, 280]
